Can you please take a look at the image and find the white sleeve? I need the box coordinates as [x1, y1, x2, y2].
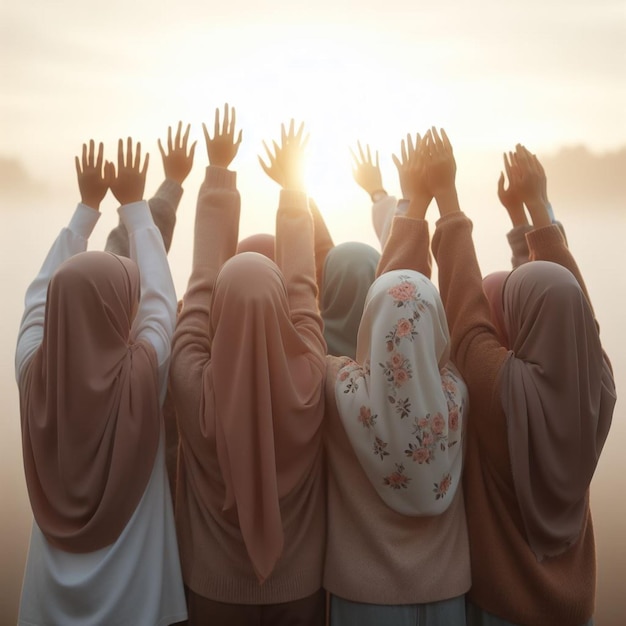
[372, 195, 407, 248]
[15, 204, 100, 382]
[121, 200, 177, 402]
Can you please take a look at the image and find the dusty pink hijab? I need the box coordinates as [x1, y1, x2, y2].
[19, 251, 161, 553]
[236, 233, 276, 261]
[203, 252, 325, 582]
[482, 270, 509, 346]
[500, 261, 615, 559]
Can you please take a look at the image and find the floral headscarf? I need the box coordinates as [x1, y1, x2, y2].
[335, 270, 468, 515]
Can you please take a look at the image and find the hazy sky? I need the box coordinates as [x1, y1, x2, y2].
[1, 1, 625, 622]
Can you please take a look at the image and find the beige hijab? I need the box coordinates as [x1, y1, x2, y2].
[500, 261, 615, 559]
[19, 251, 161, 553]
[203, 252, 325, 582]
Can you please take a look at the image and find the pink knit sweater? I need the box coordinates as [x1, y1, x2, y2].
[170, 166, 326, 603]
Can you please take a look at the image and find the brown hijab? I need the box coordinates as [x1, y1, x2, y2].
[19, 251, 161, 553]
[482, 270, 509, 346]
[500, 261, 615, 559]
[203, 252, 325, 583]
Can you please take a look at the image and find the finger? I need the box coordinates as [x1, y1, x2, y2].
[117, 139, 124, 168]
[375, 150, 379, 169]
[441, 128, 452, 152]
[349, 146, 359, 167]
[357, 141, 366, 163]
[301, 133, 310, 152]
[88, 139, 95, 167]
[258, 155, 271, 177]
[214, 107, 220, 138]
[158, 138, 166, 161]
[75, 155, 81, 178]
[82, 142, 87, 169]
[431, 127, 443, 151]
[498, 172, 505, 194]
[503, 152, 512, 179]
[262, 140, 273, 161]
[230, 107, 236, 137]
[202, 122, 210, 146]
[281, 123, 287, 146]
[188, 141, 197, 161]
[392, 154, 401, 171]
[235, 129, 243, 147]
[96, 142, 104, 171]
[401, 139, 407, 164]
[175, 121, 182, 148]
[134, 142, 141, 170]
[289, 118, 295, 140]
[141, 152, 149, 177]
[182, 123, 191, 150]
[222, 103, 229, 135]
[167, 125, 173, 153]
[295, 121, 305, 143]
[407, 133, 414, 157]
[272, 140, 280, 158]
[105, 160, 116, 183]
[366, 144, 372, 164]
[126, 137, 133, 169]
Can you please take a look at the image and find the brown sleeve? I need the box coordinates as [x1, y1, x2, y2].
[308, 198, 335, 292]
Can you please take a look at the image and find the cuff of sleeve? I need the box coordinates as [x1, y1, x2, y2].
[279, 189, 308, 212]
[371, 190, 388, 203]
[71, 204, 101, 237]
[435, 211, 472, 230]
[507, 224, 533, 247]
[203, 166, 237, 190]
[119, 200, 152, 232]
[156, 179, 184, 208]
[525, 223, 565, 248]
[392, 214, 430, 237]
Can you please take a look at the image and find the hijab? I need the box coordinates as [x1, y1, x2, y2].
[500, 261, 615, 559]
[335, 270, 468, 515]
[321, 242, 380, 359]
[236, 233, 275, 261]
[202, 252, 325, 582]
[19, 251, 161, 553]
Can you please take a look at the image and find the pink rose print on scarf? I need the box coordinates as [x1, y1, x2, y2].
[358, 405, 377, 429]
[433, 473, 453, 500]
[405, 411, 457, 465]
[387, 281, 417, 304]
[383, 463, 411, 490]
[380, 351, 413, 392]
[339, 358, 365, 394]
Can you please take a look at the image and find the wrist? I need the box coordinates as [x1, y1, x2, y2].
[526, 200, 551, 228]
[405, 193, 431, 220]
[82, 199, 101, 211]
[507, 203, 528, 227]
[434, 188, 460, 216]
[370, 189, 387, 202]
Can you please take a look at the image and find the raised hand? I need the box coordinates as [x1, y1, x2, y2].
[202, 103, 242, 168]
[105, 138, 149, 206]
[259, 119, 309, 191]
[514, 144, 550, 228]
[350, 141, 384, 197]
[424, 127, 460, 216]
[497, 152, 528, 227]
[158, 121, 196, 184]
[392, 133, 421, 199]
[75, 140, 108, 210]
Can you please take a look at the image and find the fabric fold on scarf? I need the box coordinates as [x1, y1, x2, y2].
[20, 251, 160, 553]
[500, 261, 615, 559]
[203, 252, 325, 582]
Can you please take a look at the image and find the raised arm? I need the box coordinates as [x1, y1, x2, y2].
[308, 197, 335, 291]
[15, 141, 103, 381]
[428, 127, 511, 466]
[105, 122, 195, 256]
[106, 137, 177, 398]
[170, 104, 242, 418]
[260, 119, 326, 358]
[377, 133, 432, 277]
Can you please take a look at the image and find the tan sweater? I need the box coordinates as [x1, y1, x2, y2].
[429, 211, 596, 626]
[323, 216, 471, 604]
[170, 166, 326, 604]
